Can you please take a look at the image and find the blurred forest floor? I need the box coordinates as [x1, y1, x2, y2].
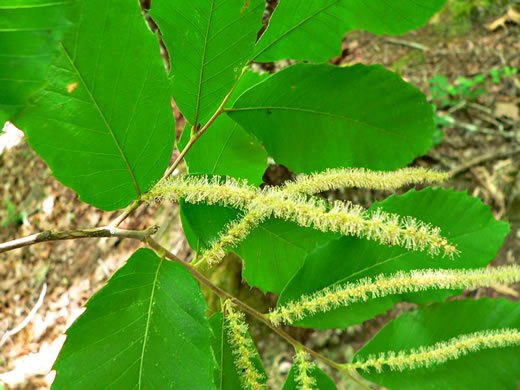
[1, 1, 519, 389]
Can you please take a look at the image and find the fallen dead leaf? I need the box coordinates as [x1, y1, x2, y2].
[0, 335, 66, 388]
[495, 102, 520, 121]
[487, 7, 520, 31]
[0, 122, 25, 155]
[491, 284, 520, 297]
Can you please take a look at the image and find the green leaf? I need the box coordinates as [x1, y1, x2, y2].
[234, 219, 336, 294]
[354, 298, 520, 390]
[254, 0, 446, 62]
[228, 63, 434, 172]
[52, 248, 216, 389]
[179, 116, 267, 185]
[282, 363, 337, 390]
[178, 65, 333, 293]
[230, 70, 272, 102]
[279, 188, 510, 328]
[209, 312, 267, 390]
[150, 0, 264, 128]
[0, 0, 76, 123]
[178, 71, 269, 185]
[180, 201, 239, 252]
[181, 202, 335, 294]
[15, 0, 175, 211]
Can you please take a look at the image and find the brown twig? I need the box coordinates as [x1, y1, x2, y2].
[443, 115, 518, 141]
[161, 66, 248, 181]
[384, 38, 430, 51]
[450, 147, 520, 177]
[0, 283, 47, 347]
[109, 199, 142, 227]
[145, 238, 371, 390]
[0, 225, 158, 254]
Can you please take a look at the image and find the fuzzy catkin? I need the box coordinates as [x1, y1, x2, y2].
[224, 301, 266, 390]
[293, 351, 317, 390]
[348, 328, 520, 372]
[269, 265, 520, 326]
[283, 167, 450, 195]
[144, 174, 457, 260]
[198, 204, 269, 266]
[145, 175, 258, 209]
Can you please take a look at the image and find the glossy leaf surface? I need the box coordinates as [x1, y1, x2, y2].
[178, 65, 334, 293]
[178, 71, 269, 185]
[0, 0, 75, 123]
[150, 0, 264, 128]
[52, 249, 216, 389]
[15, 0, 175, 210]
[279, 188, 509, 328]
[229, 63, 434, 173]
[180, 201, 239, 253]
[254, 0, 446, 62]
[181, 202, 336, 294]
[354, 299, 520, 390]
[179, 116, 267, 185]
[234, 219, 336, 294]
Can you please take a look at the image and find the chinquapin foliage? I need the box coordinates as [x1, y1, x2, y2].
[2, 0, 518, 389]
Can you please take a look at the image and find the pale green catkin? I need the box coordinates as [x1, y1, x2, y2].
[198, 204, 269, 266]
[283, 167, 450, 195]
[145, 175, 258, 209]
[224, 301, 266, 390]
[269, 265, 520, 326]
[144, 174, 458, 261]
[293, 350, 317, 390]
[348, 328, 520, 372]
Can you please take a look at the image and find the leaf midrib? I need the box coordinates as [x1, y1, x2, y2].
[227, 106, 404, 139]
[0, 1, 72, 10]
[193, 0, 216, 128]
[210, 124, 236, 174]
[253, 0, 340, 61]
[60, 43, 141, 196]
[138, 256, 164, 388]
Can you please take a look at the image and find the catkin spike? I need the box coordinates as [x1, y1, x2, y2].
[144, 175, 258, 209]
[348, 328, 520, 372]
[197, 204, 269, 267]
[283, 167, 450, 195]
[293, 350, 317, 390]
[269, 265, 520, 326]
[224, 301, 266, 390]
[144, 174, 457, 259]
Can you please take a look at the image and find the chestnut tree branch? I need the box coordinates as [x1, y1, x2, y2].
[0, 225, 159, 254]
[145, 237, 371, 390]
